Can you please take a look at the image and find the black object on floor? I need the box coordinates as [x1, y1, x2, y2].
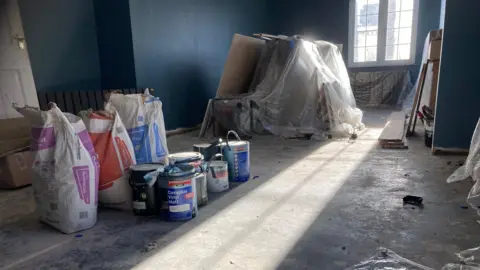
[403, 195, 423, 206]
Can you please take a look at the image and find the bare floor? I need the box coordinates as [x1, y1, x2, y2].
[1, 109, 478, 270]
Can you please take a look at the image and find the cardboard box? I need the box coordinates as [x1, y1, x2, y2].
[0, 117, 32, 189]
[0, 150, 32, 188]
[429, 29, 443, 41]
[428, 40, 442, 60]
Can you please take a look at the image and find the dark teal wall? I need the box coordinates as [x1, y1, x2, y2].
[18, 0, 101, 93]
[93, 0, 136, 88]
[128, 0, 272, 129]
[433, 0, 480, 149]
[272, 0, 350, 49]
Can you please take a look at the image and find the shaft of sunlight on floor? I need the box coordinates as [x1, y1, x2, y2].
[133, 127, 382, 270]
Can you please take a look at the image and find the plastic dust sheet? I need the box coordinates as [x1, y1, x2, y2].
[442, 246, 480, 270]
[237, 37, 364, 138]
[402, 30, 441, 114]
[348, 247, 480, 270]
[211, 98, 253, 137]
[349, 70, 413, 108]
[447, 118, 480, 213]
[347, 248, 433, 270]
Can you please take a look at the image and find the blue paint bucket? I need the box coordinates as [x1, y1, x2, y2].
[169, 152, 204, 173]
[222, 131, 250, 182]
[157, 164, 196, 221]
[169, 152, 208, 207]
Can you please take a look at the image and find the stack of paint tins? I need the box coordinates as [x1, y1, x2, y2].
[129, 162, 198, 221]
[129, 130, 251, 219]
[193, 140, 229, 193]
[192, 130, 250, 192]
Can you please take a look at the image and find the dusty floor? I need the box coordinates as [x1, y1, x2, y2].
[1, 109, 479, 270]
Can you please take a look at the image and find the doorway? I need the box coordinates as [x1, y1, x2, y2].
[0, 0, 38, 119]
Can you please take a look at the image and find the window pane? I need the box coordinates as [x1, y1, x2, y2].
[352, 0, 417, 66]
[366, 47, 377, 61]
[399, 28, 412, 44]
[386, 29, 399, 45]
[387, 12, 400, 29]
[386, 45, 398, 60]
[356, 0, 368, 16]
[355, 47, 366, 62]
[401, 0, 414, 10]
[400, 11, 413, 27]
[398, 44, 411, 59]
[367, 0, 380, 14]
[388, 0, 401, 12]
[366, 14, 379, 28]
[356, 15, 364, 27]
[356, 31, 366, 47]
[366, 30, 378, 46]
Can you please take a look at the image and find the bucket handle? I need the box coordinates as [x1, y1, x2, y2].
[206, 153, 224, 174]
[210, 153, 224, 162]
[206, 138, 223, 150]
[210, 166, 218, 178]
[225, 130, 241, 151]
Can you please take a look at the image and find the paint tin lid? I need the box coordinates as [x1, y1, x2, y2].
[193, 143, 211, 148]
[131, 164, 164, 172]
[159, 164, 196, 179]
[169, 152, 203, 163]
[228, 141, 247, 146]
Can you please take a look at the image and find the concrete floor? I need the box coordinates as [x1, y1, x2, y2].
[1, 109, 479, 269]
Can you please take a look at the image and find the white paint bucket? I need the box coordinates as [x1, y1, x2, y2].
[207, 160, 229, 193]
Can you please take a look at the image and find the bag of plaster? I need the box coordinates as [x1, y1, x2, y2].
[105, 89, 169, 164]
[13, 104, 99, 234]
[79, 109, 136, 210]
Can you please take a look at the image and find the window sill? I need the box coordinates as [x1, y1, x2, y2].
[348, 60, 415, 68]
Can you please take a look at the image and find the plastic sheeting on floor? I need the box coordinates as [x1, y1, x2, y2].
[213, 36, 364, 139]
[349, 69, 413, 108]
[347, 247, 480, 270]
[347, 248, 432, 270]
[442, 246, 480, 270]
[447, 118, 480, 213]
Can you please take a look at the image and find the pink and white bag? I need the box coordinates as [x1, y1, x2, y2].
[14, 104, 99, 234]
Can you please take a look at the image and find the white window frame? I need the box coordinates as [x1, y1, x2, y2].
[348, 0, 420, 68]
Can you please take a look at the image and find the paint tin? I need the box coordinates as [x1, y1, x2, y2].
[129, 164, 163, 216]
[222, 131, 250, 182]
[169, 152, 204, 173]
[157, 164, 196, 221]
[169, 152, 208, 206]
[192, 172, 208, 206]
[193, 139, 223, 161]
[207, 160, 229, 192]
